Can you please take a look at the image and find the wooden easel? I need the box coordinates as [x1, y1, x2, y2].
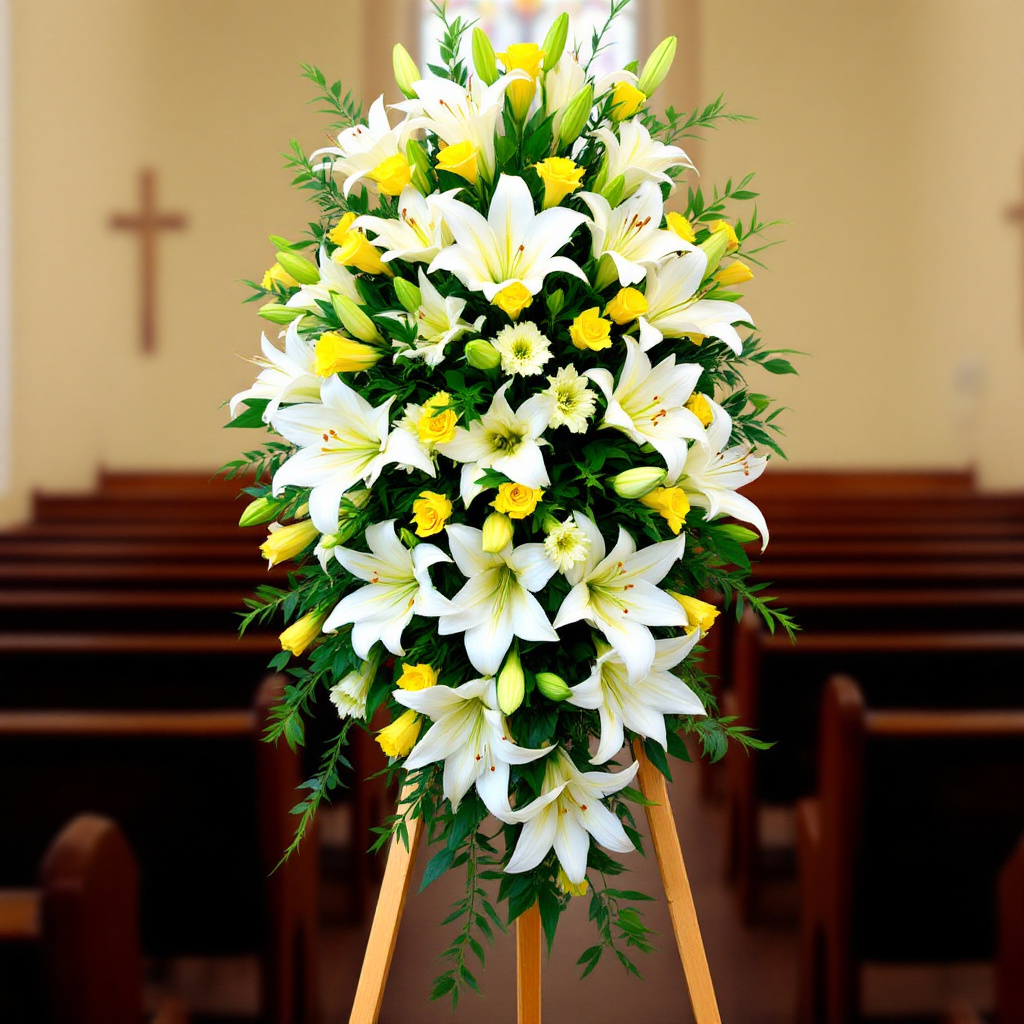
[348, 740, 722, 1024]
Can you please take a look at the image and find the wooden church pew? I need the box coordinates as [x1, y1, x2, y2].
[0, 537, 258, 561]
[761, 537, 1024, 562]
[0, 674, 319, 1024]
[743, 469, 978, 500]
[997, 835, 1024, 1024]
[0, 559, 290, 589]
[796, 675, 1024, 1024]
[32, 494, 245, 525]
[750, 558, 1024, 588]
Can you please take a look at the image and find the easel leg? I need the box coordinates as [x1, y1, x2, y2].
[349, 800, 423, 1024]
[634, 739, 723, 1024]
[517, 902, 542, 1024]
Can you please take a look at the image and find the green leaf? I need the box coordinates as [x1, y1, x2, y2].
[225, 399, 270, 429]
[420, 845, 455, 891]
[642, 737, 672, 782]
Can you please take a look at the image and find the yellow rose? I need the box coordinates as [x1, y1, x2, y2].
[640, 486, 691, 534]
[610, 81, 647, 121]
[368, 153, 412, 196]
[665, 211, 696, 243]
[569, 307, 613, 351]
[490, 482, 544, 520]
[498, 42, 545, 120]
[262, 262, 299, 290]
[709, 219, 740, 252]
[314, 332, 382, 376]
[436, 141, 479, 184]
[670, 592, 720, 635]
[397, 663, 438, 691]
[278, 608, 328, 657]
[411, 491, 453, 537]
[376, 709, 422, 758]
[684, 392, 714, 428]
[533, 157, 585, 209]
[492, 281, 533, 320]
[604, 287, 649, 325]
[260, 518, 320, 566]
[714, 261, 753, 286]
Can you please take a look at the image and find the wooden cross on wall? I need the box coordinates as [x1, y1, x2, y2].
[110, 168, 188, 354]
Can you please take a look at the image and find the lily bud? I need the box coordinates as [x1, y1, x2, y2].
[698, 228, 730, 277]
[497, 648, 526, 715]
[399, 527, 419, 549]
[608, 466, 667, 499]
[464, 338, 501, 370]
[279, 608, 328, 657]
[257, 303, 304, 325]
[274, 250, 320, 286]
[558, 84, 593, 146]
[472, 27, 499, 85]
[392, 43, 421, 99]
[406, 139, 434, 194]
[331, 294, 382, 342]
[541, 12, 569, 72]
[535, 671, 572, 701]
[239, 495, 288, 528]
[636, 36, 677, 97]
[539, 513, 561, 534]
[602, 173, 625, 208]
[393, 277, 422, 313]
[482, 511, 514, 553]
[546, 289, 564, 318]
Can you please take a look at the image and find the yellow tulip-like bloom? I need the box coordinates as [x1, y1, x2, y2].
[397, 663, 439, 691]
[279, 608, 328, 657]
[481, 511, 514, 553]
[411, 491, 453, 538]
[328, 212, 358, 246]
[368, 154, 412, 196]
[709, 219, 740, 252]
[569, 307, 613, 351]
[492, 281, 533, 320]
[260, 518, 320, 566]
[665, 211, 696, 244]
[533, 157, 585, 209]
[376, 708, 423, 757]
[605, 287, 649, 325]
[640, 486, 691, 534]
[714, 261, 754, 286]
[436, 141, 480, 184]
[684, 392, 714, 428]
[490, 482, 544, 520]
[262, 262, 299, 290]
[330, 212, 393, 277]
[670, 592, 720, 635]
[610, 81, 647, 121]
[314, 332, 382, 377]
[498, 42, 545, 120]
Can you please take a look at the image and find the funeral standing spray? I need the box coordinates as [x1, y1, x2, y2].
[225, 0, 795, 1004]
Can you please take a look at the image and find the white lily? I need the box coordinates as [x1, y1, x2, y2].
[310, 94, 410, 197]
[351, 186, 456, 265]
[285, 245, 363, 315]
[672, 397, 770, 549]
[568, 634, 705, 765]
[438, 525, 558, 676]
[586, 337, 707, 482]
[592, 118, 694, 199]
[270, 375, 435, 534]
[553, 513, 687, 683]
[638, 251, 754, 355]
[435, 381, 552, 506]
[229, 320, 321, 422]
[428, 174, 588, 303]
[396, 676, 554, 821]
[390, 269, 484, 368]
[578, 181, 686, 288]
[323, 520, 451, 658]
[504, 748, 639, 884]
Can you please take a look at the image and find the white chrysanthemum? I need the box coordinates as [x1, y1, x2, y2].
[544, 365, 596, 433]
[491, 322, 552, 376]
[543, 517, 591, 573]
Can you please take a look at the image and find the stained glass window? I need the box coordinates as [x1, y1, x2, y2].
[419, 0, 637, 82]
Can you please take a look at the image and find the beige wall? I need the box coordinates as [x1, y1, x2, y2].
[3, 0, 1024, 525]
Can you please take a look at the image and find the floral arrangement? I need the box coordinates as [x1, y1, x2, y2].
[225, 0, 795, 1003]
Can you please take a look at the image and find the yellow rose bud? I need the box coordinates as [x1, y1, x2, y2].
[610, 80, 647, 121]
[328, 212, 357, 245]
[709, 220, 740, 252]
[557, 867, 589, 897]
[492, 281, 533, 320]
[436, 141, 479, 185]
[260, 518, 320, 566]
[397, 663, 438, 691]
[608, 466, 667, 500]
[262, 262, 299, 290]
[665, 211, 696, 244]
[482, 511, 514, 553]
[314, 332, 382, 376]
[714, 261, 753, 286]
[376, 708, 423, 758]
[411, 491, 453, 538]
[533, 157, 585, 209]
[605, 287, 649, 325]
[496, 648, 526, 715]
[499, 42, 545, 120]
[640, 486, 691, 534]
[368, 153, 412, 197]
[331, 221, 393, 277]
[490, 482, 543, 520]
[670, 592, 720, 635]
[569, 307, 613, 351]
[279, 608, 328, 657]
[685, 393, 714, 428]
